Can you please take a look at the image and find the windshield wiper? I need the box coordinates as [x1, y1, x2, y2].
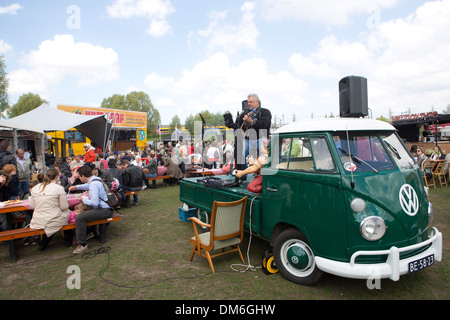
[384, 140, 401, 160]
[338, 147, 379, 173]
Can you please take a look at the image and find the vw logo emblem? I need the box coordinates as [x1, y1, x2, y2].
[291, 256, 299, 264]
[399, 184, 419, 216]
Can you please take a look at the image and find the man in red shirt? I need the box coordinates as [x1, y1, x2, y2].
[83, 143, 96, 162]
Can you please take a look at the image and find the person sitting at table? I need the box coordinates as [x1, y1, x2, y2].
[104, 158, 125, 201]
[431, 145, 445, 160]
[70, 155, 84, 170]
[0, 170, 12, 231]
[29, 168, 72, 250]
[185, 155, 201, 172]
[416, 147, 428, 167]
[121, 159, 144, 205]
[0, 170, 10, 190]
[1, 164, 20, 202]
[143, 151, 158, 179]
[52, 163, 69, 189]
[131, 155, 144, 168]
[163, 153, 184, 185]
[69, 165, 113, 254]
[64, 167, 84, 193]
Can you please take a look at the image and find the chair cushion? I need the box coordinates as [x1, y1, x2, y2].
[191, 232, 241, 250]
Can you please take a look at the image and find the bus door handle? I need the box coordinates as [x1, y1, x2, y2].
[266, 187, 278, 192]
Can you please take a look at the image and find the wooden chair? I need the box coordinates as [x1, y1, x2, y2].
[433, 161, 448, 187]
[188, 196, 248, 273]
[422, 160, 436, 189]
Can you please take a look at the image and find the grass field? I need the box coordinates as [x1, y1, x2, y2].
[0, 181, 448, 301]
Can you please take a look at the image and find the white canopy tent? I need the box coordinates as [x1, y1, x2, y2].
[0, 119, 45, 134]
[3, 103, 112, 150]
[0, 104, 113, 171]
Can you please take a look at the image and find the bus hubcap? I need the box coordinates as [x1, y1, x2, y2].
[286, 244, 311, 271]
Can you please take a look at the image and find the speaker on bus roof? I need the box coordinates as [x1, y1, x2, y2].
[339, 76, 368, 118]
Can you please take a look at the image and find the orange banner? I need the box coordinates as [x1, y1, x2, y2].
[57, 105, 147, 128]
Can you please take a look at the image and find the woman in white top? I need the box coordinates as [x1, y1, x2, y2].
[30, 168, 71, 250]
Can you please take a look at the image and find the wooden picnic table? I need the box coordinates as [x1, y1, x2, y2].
[0, 194, 84, 262]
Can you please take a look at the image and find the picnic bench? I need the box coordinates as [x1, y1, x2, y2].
[123, 190, 141, 208]
[0, 212, 122, 262]
[145, 175, 172, 189]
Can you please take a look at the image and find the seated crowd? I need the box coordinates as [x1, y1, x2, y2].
[0, 138, 237, 219]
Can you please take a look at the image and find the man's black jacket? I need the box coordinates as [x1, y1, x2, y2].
[122, 164, 144, 188]
[236, 107, 272, 140]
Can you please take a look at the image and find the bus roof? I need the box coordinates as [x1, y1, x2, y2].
[274, 118, 395, 134]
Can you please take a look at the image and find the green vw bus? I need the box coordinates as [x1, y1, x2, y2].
[180, 118, 442, 285]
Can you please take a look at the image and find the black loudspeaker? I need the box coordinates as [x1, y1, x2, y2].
[339, 76, 368, 117]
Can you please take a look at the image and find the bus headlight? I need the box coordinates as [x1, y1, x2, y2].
[360, 216, 386, 241]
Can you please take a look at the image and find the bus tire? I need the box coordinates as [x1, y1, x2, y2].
[273, 228, 324, 286]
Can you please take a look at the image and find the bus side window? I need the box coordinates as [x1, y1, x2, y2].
[311, 136, 335, 171]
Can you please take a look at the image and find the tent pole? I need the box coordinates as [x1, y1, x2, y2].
[12, 130, 18, 154]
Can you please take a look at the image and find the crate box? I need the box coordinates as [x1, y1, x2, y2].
[179, 207, 197, 222]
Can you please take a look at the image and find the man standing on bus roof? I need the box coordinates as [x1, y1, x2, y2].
[83, 143, 96, 163]
[241, 94, 272, 162]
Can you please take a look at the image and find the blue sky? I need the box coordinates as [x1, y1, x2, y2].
[1, 0, 449, 125]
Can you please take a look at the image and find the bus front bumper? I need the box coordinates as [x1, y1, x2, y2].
[315, 227, 442, 281]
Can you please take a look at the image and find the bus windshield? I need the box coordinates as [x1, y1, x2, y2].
[332, 133, 395, 172]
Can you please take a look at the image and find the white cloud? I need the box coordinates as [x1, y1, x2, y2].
[289, 35, 373, 79]
[368, 0, 450, 115]
[0, 39, 12, 53]
[8, 34, 119, 96]
[144, 72, 174, 89]
[289, 53, 337, 78]
[154, 97, 175, 107]
[106, 0, 175, 37]
[189, 1, 259, 54]
[261, 0, 401, 26]
[0, 3, 23, 15]
[288, 1, 450, 118]
[144, 52, 308, 123]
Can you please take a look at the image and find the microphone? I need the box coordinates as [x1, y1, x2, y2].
[199, 113, 206, 124]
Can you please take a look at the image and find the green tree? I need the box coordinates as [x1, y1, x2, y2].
[376, 115, 391, 123]
[184, 114, 195, 134]
[443, 104, 450, 114]
[0, 55, 9, 116]
[101, 91, 161, 134]
[101, 94, 125, 109]
[169, 115, 181, 133]
[184, 110, 227, 137]
[7, 93, 48, 118]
